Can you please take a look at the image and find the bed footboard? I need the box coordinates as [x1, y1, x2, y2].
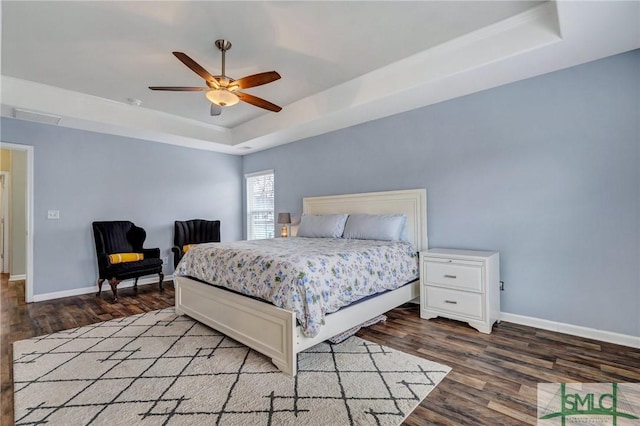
[175, 276, 297, 375]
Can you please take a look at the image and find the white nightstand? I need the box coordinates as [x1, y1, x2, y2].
[420, 248, 500, 334]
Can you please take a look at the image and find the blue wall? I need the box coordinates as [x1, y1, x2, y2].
[244, 50, 640, 336]
[1, 50, 637, 337]
[0, 118, 243, 295]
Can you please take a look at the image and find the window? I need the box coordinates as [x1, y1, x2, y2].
[246, 170, 274, 240]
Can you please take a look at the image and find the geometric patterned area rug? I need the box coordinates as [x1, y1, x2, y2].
[13, 308, 450, 425]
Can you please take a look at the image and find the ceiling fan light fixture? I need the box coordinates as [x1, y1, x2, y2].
[206, 89, 239, 107]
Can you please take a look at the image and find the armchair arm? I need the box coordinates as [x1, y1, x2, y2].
[141, 248, 160, 259]
[97, 253, 112, 275]
[172, 246, 184, 268]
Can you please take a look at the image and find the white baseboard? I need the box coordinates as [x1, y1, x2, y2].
[500, 312, 640, 349]
[32, 275, 173, 302]
[9, 274, 26, 281]
[29, 284, 639, 348]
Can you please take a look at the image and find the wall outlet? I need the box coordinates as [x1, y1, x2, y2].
[47, 210, 60, 220]
[161, 256, 168, 265]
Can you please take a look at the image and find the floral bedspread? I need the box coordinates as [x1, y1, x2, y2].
[174, 237, 419, 337]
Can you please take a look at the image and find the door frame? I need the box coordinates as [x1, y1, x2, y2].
[1, 142, 34, 303]
[0, 172, 10, 272]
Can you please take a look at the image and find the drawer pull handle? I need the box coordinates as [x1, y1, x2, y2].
[444, 274, 457, 279]
[444, 300, 458, 304]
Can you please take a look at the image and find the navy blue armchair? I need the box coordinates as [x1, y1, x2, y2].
[172, 219, 221, 267]
[92, 221, 164, 301]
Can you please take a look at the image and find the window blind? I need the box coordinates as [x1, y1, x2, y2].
[246, 170, 274, 240]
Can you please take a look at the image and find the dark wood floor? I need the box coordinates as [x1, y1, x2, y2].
[2, 274, 639, 425]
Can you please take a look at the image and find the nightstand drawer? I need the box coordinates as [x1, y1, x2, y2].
[424, 286, 483, 320]
[424, 260, 483, 292]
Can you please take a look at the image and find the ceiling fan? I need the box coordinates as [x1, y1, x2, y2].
[149, 39, 282, 116]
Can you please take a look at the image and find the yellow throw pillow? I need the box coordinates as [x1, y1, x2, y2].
[183, 244, 197, 253]
[108, 253, 144, 264]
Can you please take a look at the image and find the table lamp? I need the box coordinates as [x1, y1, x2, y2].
[277, 212, 291, 237]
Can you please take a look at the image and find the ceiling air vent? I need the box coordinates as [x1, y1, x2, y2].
[13, 108, 62, 126]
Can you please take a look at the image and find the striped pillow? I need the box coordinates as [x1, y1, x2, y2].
[108, 253, 144, 264]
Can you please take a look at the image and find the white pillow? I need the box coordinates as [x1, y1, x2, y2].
[342, 214, 407, 241]
[297, 214, 348, 238]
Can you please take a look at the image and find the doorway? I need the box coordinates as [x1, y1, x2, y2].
[0, 143, 34, 303]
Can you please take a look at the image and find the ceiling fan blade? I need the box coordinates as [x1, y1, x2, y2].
[236, 92, 282, 112]
[172, 52, 220, 89]
[232, 71, 281, 90]
[148, 86, 208, 91]
[210, 103, 222, 116]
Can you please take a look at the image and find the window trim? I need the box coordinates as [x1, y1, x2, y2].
[245, 169, 275, 240]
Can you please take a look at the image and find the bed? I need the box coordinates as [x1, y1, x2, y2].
[174, 189, 427, 375]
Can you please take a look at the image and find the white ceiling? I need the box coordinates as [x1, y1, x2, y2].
[1, 1, 639, 155]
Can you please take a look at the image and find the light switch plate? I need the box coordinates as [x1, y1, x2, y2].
[47, 210, 60, 220]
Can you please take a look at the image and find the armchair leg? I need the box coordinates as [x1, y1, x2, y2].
[158, 272, 164, 292]
[108, 278, 120, 302]
[133, 277, 139, 291]
[96, 279, 104, 297]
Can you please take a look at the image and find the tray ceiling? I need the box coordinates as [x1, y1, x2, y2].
[1, 1, 638, 154]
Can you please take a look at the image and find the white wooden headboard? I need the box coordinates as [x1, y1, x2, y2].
[302, 189, 428, 251]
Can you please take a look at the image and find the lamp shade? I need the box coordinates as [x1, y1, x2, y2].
[277, 213, 291, 224]
[206, 89, 239, 107]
